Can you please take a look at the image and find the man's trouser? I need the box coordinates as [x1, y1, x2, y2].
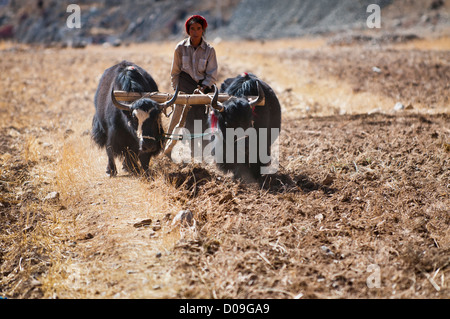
[164, 72, 212, 157]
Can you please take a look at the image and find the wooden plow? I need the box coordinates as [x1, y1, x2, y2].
[113, 90, 265, 156]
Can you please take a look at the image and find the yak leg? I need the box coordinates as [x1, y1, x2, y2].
[106, 145, 117, 177]
[164, 104, 191, 158]
[184, 104, 209, 161]
[138, 152, 152, 173]
[122, 149, 141, 175]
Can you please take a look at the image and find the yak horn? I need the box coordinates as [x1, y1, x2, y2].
[248, 81, 265, 108]
[210, 85, 225, 112]
[159, 85, 180, 109]
[111, 89, 132, 111]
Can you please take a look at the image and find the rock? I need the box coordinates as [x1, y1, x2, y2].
[23, 225, 35, 234]
[430, 0, 444, 10]
[172, 209, 194, 226]
[320, 245, 335, 256]
[44, 191, 59, 202]
[0, 25, 14, 39]
[83, 233, 94, 240]
[394, 102, 405, 111]
[133, 218, 152, 228]
[322, 174, 334, 186]
[72, 40, 87, 49]
[368, 108, 382, 115]
[64, 129, 74, 139]
[112, 38, 122, 47]
[152, 220, 161, 231]
[315, 213, 324, 222]
[30, 278, 42, 287]
[294, 292, 304, 299]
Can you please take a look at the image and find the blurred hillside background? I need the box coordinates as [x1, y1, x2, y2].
[0, 0, 449, 46]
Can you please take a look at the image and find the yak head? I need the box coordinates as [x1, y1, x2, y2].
[209, 82, 264, 137]
[111, 86, 179, 153]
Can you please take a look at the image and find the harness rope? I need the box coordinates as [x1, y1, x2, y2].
[158, 90, 218, 143]
[160, 131, 215, 141]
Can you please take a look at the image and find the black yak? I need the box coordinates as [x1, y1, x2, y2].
[209, 73, 281, 179]
[92, 60, 178, 176]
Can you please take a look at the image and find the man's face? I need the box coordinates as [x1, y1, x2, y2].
[189, 22, 203, 41]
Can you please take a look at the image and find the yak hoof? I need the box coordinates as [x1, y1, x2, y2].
[106, 167, 117, 177]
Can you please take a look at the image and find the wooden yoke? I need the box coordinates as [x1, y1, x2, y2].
[163, 103, 191, 157]
[113, 91, 265, 106]
[113, 91, 265, 158]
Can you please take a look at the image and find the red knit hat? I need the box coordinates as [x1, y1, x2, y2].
[185, 15, 208, 34]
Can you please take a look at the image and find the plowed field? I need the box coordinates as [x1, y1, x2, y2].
[0, 37, 449, 299]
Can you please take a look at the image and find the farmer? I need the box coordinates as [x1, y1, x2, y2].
[170, 14, 218, 94]
[166, 15, 218, 157]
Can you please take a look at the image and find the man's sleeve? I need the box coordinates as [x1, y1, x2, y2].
[202, 47, 218, 88]
[171, 45, 182, 90]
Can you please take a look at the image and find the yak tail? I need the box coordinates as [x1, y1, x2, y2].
[91, 114, 107, 148]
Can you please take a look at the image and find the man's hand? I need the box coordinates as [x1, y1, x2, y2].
[197, 85, 210, 93]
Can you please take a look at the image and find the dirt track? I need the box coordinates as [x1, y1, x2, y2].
[0, 38, 449, 299]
